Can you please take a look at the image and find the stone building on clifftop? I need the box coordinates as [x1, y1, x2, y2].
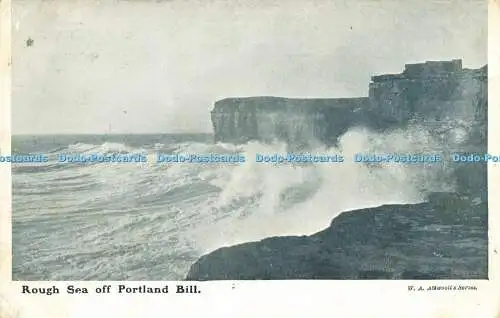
[369, 59, 487, 124]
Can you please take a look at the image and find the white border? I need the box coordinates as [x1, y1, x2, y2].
[1, 1, 499, 317]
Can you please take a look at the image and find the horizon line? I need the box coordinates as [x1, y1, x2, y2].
[11, 132, 214, 136]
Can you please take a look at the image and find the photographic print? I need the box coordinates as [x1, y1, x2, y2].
[10, 0, 488, 281]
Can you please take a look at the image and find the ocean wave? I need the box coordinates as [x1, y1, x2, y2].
[12, 125, 462, 280]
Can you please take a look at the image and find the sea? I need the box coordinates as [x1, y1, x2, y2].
[12, 129, 460, 280]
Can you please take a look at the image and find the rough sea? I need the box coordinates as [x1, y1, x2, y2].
[12, 129, 461, 280]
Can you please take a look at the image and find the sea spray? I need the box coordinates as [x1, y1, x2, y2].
[191, 124, 459, 254]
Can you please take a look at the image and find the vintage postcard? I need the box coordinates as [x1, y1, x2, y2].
[1, 0, 499, 317]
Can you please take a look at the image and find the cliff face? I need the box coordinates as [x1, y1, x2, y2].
[211, 96, 370, 146]
[211, 60, 487, 146]
[186, 194, 487, 280]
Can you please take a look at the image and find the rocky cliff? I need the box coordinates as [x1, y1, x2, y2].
[186, 193, 487, 280]
[211, 96, 370, 146]
[211, 60, 487, 146]
[187, 59, 489, 280]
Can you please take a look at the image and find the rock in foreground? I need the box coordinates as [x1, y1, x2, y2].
[186, 196, 487, 280]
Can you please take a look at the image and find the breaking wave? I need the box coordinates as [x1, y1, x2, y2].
[12, 125, 461, 280]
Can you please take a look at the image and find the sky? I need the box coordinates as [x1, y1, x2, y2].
[11, 0, 487, 135]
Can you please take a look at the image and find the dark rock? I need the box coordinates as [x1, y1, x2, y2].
[186, 198, 487, 280]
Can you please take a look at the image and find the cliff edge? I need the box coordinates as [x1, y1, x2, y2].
[211, 96, 371, 146]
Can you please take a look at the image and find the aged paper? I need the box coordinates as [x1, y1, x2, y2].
[1, 0, 499, 317]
